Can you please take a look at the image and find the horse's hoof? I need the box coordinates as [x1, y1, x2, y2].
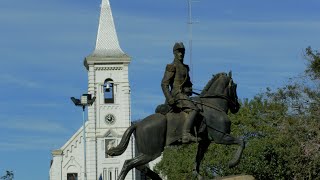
[192, 171, 204, 180]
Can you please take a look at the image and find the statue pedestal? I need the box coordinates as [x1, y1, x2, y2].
[215, 175, 255, 180]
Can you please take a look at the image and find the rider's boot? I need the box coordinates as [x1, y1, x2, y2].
[182, 110, 199, 143]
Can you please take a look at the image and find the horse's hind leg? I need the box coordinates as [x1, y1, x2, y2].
[217, 134, 242, 145]
[217, 134, 245, 168]
[193, 139, 210, 179]
[117, 153, 154, 180]
[136, 165, 162, 180]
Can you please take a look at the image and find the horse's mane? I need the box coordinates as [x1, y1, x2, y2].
[200, 72, 227, 96]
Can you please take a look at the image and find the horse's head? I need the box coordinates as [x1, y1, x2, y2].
[201, 71, 240, 114]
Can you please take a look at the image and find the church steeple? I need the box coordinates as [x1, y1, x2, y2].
[94, 0, 124, 57]
[84, 0, 130, 69]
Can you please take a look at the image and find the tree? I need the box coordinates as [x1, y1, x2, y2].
[305, 46, 320, 80]
[1, 171, 14, 180]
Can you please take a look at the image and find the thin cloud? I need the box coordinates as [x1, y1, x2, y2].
[0, 118, 68, 133]
[25, 103, 61, 108]
[0, 102, 62, 109]
[0, 74, 83, 96]
[0, 74, 40, 88]
[0, 73, 87, 98]
[131, 91, 165, 120]
[192, 20, 320, 47]
[229, 20, 320, 29]
[132, 90, 164, 104]
[0, 135, 64, 151]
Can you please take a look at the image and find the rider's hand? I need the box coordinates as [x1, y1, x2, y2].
[168, 98, 175, 106]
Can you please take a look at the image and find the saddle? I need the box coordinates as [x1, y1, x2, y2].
[155, 96, 203, 115]
[155, 97, 205, 145]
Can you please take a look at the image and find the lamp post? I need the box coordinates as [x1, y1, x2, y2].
[71, 94, 96, 180]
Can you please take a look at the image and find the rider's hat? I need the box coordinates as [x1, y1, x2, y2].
[173, 42, 185, 52]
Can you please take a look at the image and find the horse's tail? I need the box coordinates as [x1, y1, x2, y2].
[106, 124, 137, 156]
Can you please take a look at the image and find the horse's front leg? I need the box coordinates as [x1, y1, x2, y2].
[193, 139, 210, 179]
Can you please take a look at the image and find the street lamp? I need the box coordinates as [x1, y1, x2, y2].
[71, 94, 96, 180]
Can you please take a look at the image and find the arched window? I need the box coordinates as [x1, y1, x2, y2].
[104, 79, 114, 103]
[67, 173, 78, 180]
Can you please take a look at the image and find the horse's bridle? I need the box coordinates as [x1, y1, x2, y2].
[200, 78, 239, 108]
[188, 77, 239, 113]
[227, 78, 239, 109]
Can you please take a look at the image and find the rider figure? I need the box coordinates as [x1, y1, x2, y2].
[161, 42, 200, 143]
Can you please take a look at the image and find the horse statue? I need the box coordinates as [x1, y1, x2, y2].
[106, 72, 245, 180]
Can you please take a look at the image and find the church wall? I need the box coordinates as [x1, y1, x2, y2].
[49, 124, 87, 180]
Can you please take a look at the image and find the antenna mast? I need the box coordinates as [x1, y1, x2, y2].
[187, 0, 198, 80]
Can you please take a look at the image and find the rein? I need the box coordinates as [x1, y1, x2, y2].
[189, 97, 233, 136]
[200, 94, 238, 110]
[175, 97, 226, 113]
[192, 99, 225, 113]
[192, 95, 239, 136]
[186, 90, 237, 113]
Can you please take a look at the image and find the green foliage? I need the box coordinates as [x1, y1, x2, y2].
[1, 171, 14, 180]
[305, 46, 320, 80]
[155, 47, 320, 180]
[154, 144, 197, 180]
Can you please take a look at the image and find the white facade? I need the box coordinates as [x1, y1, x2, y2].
[49, 0, 137, 180]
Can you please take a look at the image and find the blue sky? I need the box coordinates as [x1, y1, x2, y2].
[0, 0, 320, 179]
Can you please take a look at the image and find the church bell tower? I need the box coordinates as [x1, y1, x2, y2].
[84, 0, 134, 179]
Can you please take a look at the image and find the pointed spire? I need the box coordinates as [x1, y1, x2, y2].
[92, 0, 125, 57]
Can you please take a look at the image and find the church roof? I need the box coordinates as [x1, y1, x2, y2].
[85, 0, 130, 69]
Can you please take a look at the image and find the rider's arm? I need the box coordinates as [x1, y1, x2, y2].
[183, 65, 193, 96]
[161, 64, 175, 105]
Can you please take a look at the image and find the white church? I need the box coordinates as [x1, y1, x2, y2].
[49, 0, 149, 179]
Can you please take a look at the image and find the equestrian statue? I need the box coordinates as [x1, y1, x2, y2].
[106, 42, 245, 180]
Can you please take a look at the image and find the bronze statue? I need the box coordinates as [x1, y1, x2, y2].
[106, 69, 244, 180]
[161, 42, 199, 143]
